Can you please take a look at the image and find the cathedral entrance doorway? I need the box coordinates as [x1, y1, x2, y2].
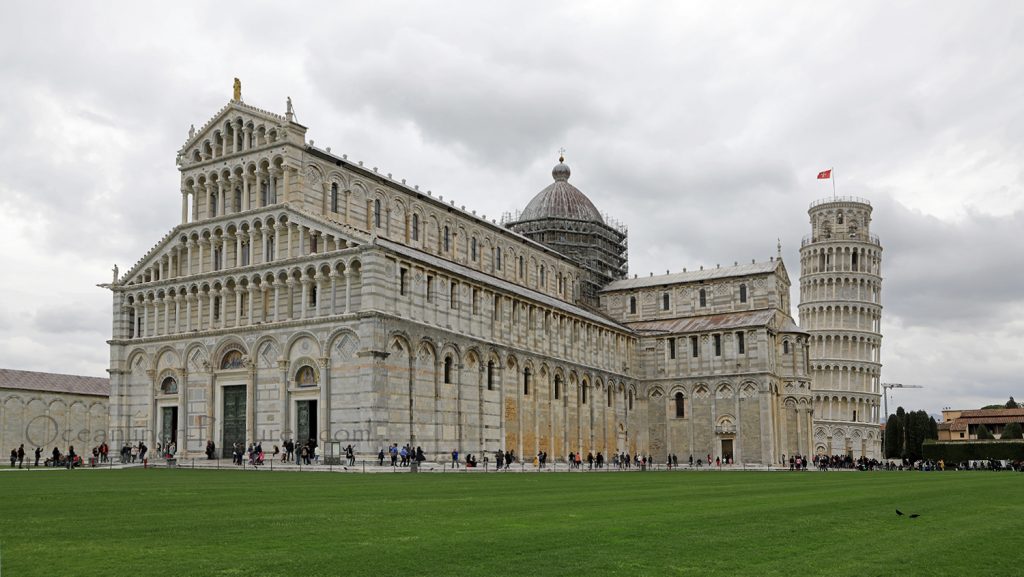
[221, 385, 246, 458]
[296, 400, 318, 446]
[721, 439, 734, 462]
[160, 406, 178, 447]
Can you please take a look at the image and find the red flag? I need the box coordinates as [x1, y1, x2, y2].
[817, 169, 832, 179]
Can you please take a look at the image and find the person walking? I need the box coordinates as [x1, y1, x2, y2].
[17, 444, 25, 468]
[34, 446, 42, 467]
[451, 449, 459, 469]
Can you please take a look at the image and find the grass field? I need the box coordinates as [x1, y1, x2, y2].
[0, 469, 1021, 576]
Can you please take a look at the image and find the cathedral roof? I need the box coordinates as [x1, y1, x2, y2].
[624, 309, 776, 334]
[518, 159, 604, 223]
[0, 368, 109, 397]
[600, 260, 783, 292]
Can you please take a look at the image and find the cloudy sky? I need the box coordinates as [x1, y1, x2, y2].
[1, 2, 1021, 416]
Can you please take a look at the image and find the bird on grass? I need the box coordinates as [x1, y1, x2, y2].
[896, 509, 903, 516]
[896, 509, 922, 519]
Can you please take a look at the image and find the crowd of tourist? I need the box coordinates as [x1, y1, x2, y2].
[10, 441, 1024, 473]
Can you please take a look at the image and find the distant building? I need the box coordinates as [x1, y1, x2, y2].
[0, 369, 109, 453]
[938, 408, 1024, 441]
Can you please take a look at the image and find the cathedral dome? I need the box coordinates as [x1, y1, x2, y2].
[519, 158, 604, 223]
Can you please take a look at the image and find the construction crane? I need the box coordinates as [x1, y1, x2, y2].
[881, 383, 924, 420]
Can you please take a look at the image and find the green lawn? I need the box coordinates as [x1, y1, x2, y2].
[0, 468, 1021, 576]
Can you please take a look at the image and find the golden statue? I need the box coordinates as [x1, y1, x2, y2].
[233, 78, 241, 101]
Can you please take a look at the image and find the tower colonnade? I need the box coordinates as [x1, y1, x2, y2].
[799, 197, 883, 459]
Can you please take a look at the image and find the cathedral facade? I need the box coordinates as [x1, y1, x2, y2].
[106, 90, 846, 465]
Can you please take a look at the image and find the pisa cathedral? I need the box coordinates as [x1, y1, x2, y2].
[105, 87, 883, 464]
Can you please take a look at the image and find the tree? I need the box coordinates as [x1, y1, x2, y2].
[883, 407, 938, 461]
[904, 410, 931, 461]
[1001, 422, 1023, 440]
[1006, 397, 1019, 409]
[884, 413, 903, 459]
[976, 424, 995, 440]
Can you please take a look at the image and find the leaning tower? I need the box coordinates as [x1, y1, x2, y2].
[799, 197, 883, 459]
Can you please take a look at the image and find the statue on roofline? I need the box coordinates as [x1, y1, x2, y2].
[233, 78, 241, 101]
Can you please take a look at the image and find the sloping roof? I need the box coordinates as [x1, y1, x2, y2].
[625, 309, 776, 334]
[375, 238, 630, 332]
[601, 260, 781, 292]
[0, 368, 109, 397]
[959, 408, 1024, 419]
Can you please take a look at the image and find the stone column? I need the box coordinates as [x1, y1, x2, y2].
[234, 288, 242, 328]
[329, 272, 338, 316]
[185, 294, 194, 332]
[316, 275, 325, 317]
[177, 367, 188, 456]
[261, 228, 270, 265]
[146, 368, 158, 451]
[344, 273, 351, 314]
[273, 281, 281, 322]
[208, 290, 217, 329]
[278, 360, 290, 442]
[319, 357, 330, 447]
[181, 189, 189, 224]
[217, 180, 226, 216]
[300, 279, 310, 319]
[174, 295, 182, 334]
[206, 367, 216, 450]
[247, 286, 256, 325]
[247, 361, 256, 445]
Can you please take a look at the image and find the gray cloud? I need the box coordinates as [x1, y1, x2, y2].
[0, 1, 1022, 414]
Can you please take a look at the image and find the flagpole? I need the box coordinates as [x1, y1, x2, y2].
[832, 167, 836, 198]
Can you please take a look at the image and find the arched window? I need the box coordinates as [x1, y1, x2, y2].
[582, 384, 588, 404]
[714, 334, 722, 356]
[523, 368, 531, 395]
[444, 356, 453, 384]
[443, 226, 450, 252]
[607, 387, 612, 407]
[411, 214, 419, 241]
[783, 340, 790, 354]
[739, 284, 747, 303]
[209, 193, 218, 217]
[699, 288, 707, 307]
[662, 292, 670, 310]
[629, 296, 637, 314]
[296, 365, 316, 386]
[220, 350, 244, 370]
[487, 361, 495, 391]
[450, 281, 459, 309]
[331, 183, 339, 212]
[213, 295, 221, 320]
[554, 375, 561, 400]
[539, 265, 546, 287]
[373, 199, 382, 228]
[495, 247, 502, 270]
[518, 256, 524, 278]
[628, 390, 634, 410]
[837, 211, 844, 225]
[471, 237, 478, 261]
[674, 392, 685, 418]
[309, 284, 317, 306]
[161, 376, 178, 395]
